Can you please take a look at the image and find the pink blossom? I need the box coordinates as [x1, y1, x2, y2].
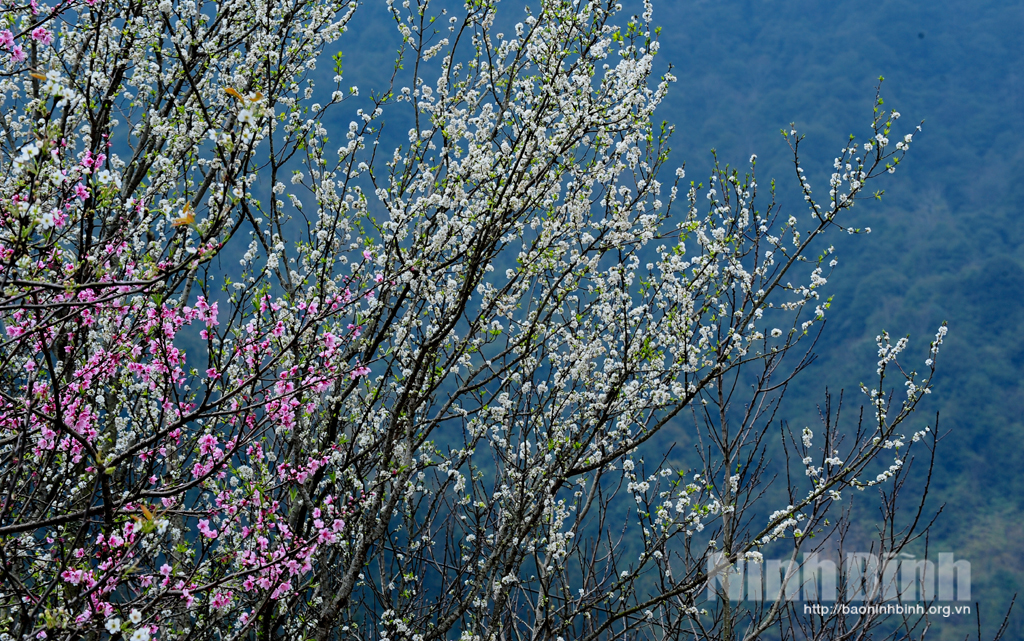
[210, 591, 233, 610]
[61, 569, 84, 585]
[50, 208, 67, 228]
[0, 30, 13, 49]
[270, 581, 292, 600]
[30, 27, 53, 46]
[198, 433, 219, 455]
[10, 45, 25, 62]
[74, 182, 90, 201]
[197, 519, 218, 539]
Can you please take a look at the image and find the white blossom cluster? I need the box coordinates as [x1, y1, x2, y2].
[0, 0, 935, 639]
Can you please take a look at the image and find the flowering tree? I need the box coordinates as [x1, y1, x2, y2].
[0, 0, 969, 640]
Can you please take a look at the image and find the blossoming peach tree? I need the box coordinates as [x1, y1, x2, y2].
[0, 0, 956, 639]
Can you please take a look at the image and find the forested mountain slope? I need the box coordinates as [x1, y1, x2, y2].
[642, 0, 1024, 635]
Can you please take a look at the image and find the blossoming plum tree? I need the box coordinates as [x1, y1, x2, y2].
[0, 0, 962, 640]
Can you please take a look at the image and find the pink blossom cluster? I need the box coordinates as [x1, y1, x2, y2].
[0, 267, 374, 635]
[1, 149, 376, 636]
[0, 0, 388, 638]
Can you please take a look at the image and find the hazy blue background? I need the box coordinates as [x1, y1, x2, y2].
[326, 0, 1024, 637]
